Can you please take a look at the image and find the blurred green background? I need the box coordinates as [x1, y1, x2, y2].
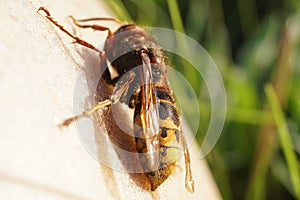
[104, 0, 300, 199]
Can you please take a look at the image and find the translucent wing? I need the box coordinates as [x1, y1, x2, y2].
[134, 50, 161, 173]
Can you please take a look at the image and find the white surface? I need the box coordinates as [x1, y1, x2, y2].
[0, 0, 222, 199]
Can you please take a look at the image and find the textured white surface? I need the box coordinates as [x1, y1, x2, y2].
[0, 0, 222, 199]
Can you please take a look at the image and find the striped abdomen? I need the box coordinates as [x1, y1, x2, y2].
[134, 86, 183, 191]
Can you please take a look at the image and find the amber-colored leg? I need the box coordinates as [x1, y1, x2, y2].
[37, 6, 101, 53]
[58, 99, 112, 128]
[181, 131, 195, 193]
[75, 17, 122, 25]
[58, 71, 135, 128]
[68, 16, 114, 37]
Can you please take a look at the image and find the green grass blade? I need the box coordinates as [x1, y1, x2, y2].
[166, 0, 185, 33]
[103, 0, 132, 21]
[265, 84, 300, 199]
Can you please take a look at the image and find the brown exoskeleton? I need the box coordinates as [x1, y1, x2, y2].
[38, 6, 194, 192]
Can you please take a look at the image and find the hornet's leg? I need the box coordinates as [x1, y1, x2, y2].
[58, 70, 135, 128]
[58, 99, 112, 128]
[74, 17, 122, 25]
[181, 131, 195, 193]
[38, 6, 101, 53]
[68, 16, 116, 37]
